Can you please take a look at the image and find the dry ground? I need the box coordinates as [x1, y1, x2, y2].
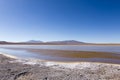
[0, 54, 120, 80]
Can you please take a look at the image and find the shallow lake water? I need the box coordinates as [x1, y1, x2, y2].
[1, 45, 120, 53]
[0, 45, 120, 64]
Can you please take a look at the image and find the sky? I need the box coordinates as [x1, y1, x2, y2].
[0, 0, 120, 43]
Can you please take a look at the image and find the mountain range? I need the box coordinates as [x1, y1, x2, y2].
[44, 40, 85, 44]
[1, 40, 120, 45]
[26, 40, 43, 43]
[0, 40, 86, 45]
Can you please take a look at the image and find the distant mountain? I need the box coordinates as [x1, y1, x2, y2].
[26, 40, 43, 43]
[1, 40, 120, 45]
[0, 41, 9, 44]
[46, 40, 86, 45]
[0, 40, 87, 45]
[22, 40, 86, 44]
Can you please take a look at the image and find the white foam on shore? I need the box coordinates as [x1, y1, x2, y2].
[11, 59, 94, 69]
[7, 57, 93, 69]
[45, 62, 91, 69]
[11, 58, 120, 69]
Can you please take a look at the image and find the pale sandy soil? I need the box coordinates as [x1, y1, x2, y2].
[0, 52, 120, 80]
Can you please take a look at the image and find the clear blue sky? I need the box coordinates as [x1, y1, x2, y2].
[0, 0, 120, 43]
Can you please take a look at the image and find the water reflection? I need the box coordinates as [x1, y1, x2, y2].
[0, 45, 120, 64]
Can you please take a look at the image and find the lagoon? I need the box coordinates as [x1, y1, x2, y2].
[0, 45, 120, 64]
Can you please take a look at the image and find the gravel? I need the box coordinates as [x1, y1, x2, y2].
[0, 54, 120, 80]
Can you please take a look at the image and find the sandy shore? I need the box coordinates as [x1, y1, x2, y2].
[0, 52, 120, 80]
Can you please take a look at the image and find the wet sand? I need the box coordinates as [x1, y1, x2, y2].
[0, 53, 120, 80]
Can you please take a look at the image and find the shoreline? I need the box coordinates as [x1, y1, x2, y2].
[1, 52, 120, 67]
[2, 47, 120, 64]
[0, 52, 17, 59]
[1, 52, 120, 80]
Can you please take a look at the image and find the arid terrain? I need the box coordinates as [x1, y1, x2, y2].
[1, 0, 120, 80]
[0, 53, 120, 80]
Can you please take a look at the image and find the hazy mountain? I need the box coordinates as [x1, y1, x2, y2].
[0, 40, 86, 45]
[46, 40, 86, 44]
[26, 40, 43, 43]
[0, 41, 9, 44]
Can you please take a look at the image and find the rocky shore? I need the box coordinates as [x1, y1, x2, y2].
[0, 53, 120, 80]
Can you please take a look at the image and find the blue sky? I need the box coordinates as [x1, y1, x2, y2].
[0, 0, 120, 43]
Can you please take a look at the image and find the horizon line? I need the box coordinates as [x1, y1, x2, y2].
[0, 40, 120, 44]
